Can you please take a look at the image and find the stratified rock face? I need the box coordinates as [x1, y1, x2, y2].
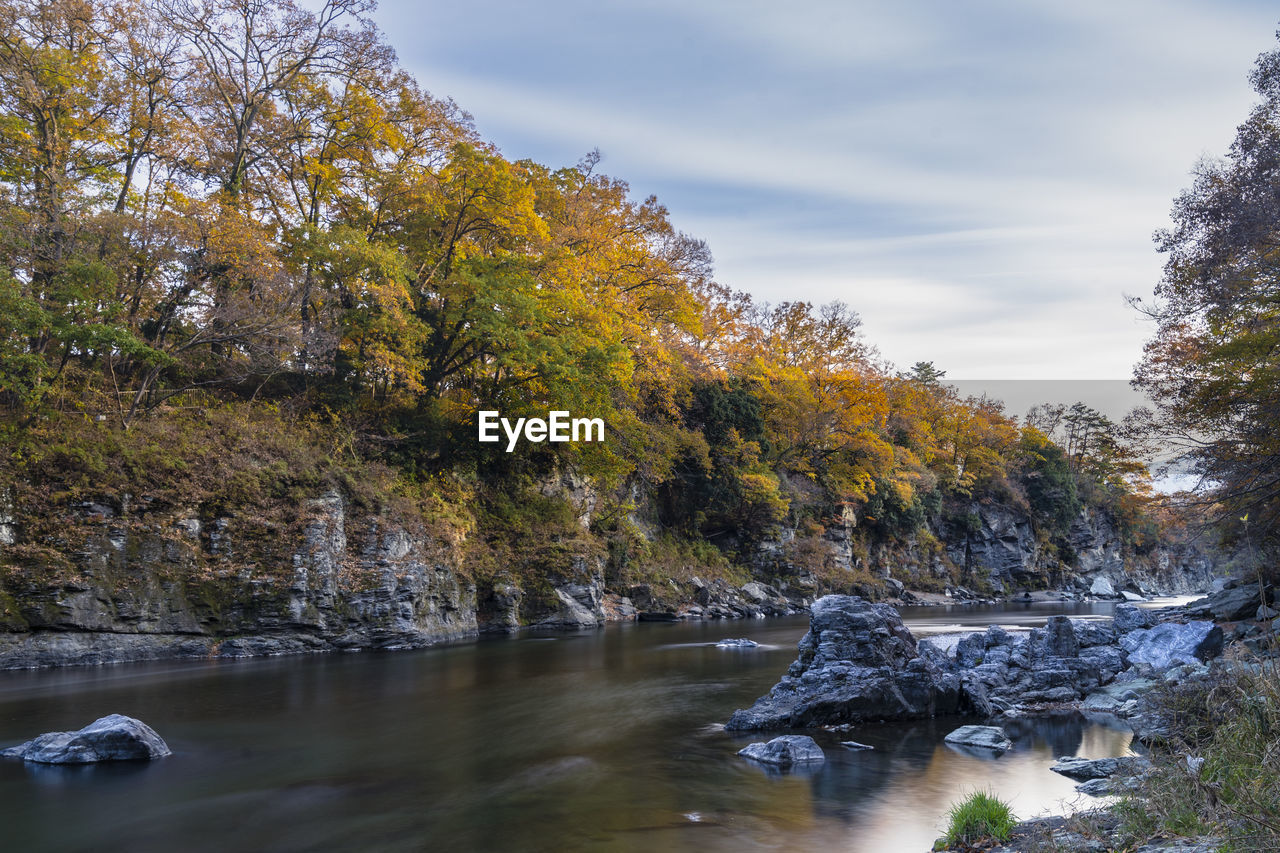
[737, 735, 825, 766]
[936, 502, 1215, 595]
[0, 491, 478, 668]
[1120, 622, 1223, 670]
[529, 560, 607, 631]
[2, 714, 171, 763]
[724, 595, 962, 731]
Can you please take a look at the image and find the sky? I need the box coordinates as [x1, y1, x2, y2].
[373, 0, 1280, 382]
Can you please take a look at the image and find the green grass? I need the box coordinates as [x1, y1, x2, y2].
[939, 789, 1017, 848]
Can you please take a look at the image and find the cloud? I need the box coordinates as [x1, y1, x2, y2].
[374, 0, 1280, 379]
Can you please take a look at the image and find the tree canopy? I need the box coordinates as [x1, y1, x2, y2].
[0, 0, 1155, 564]
[1135, 29, 1280, 562]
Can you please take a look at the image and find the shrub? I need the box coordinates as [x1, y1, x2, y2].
[1118, 653, 1280, 850]
[939, 789, 1017, 848]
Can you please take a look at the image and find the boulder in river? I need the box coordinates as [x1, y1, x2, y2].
[737, 734, 825, 766]
[943, 725, 1012, 752]
[715, 638, 759, 649]
[724, 595, 962, 731]
[1090, 577, 1117, 597]
[1, 714, 171, 764]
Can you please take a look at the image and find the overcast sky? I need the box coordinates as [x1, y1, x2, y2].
[374, 0, 1279, 380]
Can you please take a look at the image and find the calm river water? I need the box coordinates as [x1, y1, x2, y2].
[0, 600, 1152, 853]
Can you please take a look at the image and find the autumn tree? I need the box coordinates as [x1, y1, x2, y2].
[1134, 30, 1280, 559]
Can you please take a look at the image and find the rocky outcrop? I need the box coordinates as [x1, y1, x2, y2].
[945, 503, 1043, 591]
[724, 595, 963, 731]
[957, 616, 1125, 708]
[0, 490, 477, 668]
[1120, 622, 1223, 669]
[618, 577, 805, 622]
[728, 594, 1231, 734]
[527, 558, 607, 631]
[1187, 581, 1270, 622]
[2, 714, 171, 763]
[889, 503, 1216, 599]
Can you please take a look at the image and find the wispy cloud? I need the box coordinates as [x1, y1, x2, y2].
[375, 0, 1280, 379]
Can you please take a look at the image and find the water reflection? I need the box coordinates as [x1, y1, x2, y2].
[0, 603, 1140, 853]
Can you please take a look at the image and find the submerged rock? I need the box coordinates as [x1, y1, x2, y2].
[736, 735, 825, 766]
[724, 595, 962, 731]
[2, 714, 171, 763]
[943, 724, 1012, 751]
[715, 638, 759, 648]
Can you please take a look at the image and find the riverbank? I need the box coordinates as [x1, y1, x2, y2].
[0, 570, 1202, 670]
[893, 580, 1278, 853]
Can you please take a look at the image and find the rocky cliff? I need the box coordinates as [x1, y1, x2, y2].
[0, 490, 476, 668]
[742, 502, 1216, 603]
[937, 504, 1214, 596]
[0, 475, 1220, 669]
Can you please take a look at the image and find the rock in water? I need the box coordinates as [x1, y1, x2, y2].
[1075, 778, 1115, 797]
[943, 725, 1012, 751]
[1090, 577, 1117, 597]
[840, 740, 874, 750]
[2, 714, 171, 764]
[1120, 622, 1223, 670]
[724, 595, 961, 731]
[715, 638, 759, 649]
[737, 735, 825, 766]
[1050, 755, 1148, 781]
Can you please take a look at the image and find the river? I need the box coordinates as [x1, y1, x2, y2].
[0, 599, 1162, 852]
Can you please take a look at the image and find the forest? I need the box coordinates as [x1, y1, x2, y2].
[0, 0, 1190, 603]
